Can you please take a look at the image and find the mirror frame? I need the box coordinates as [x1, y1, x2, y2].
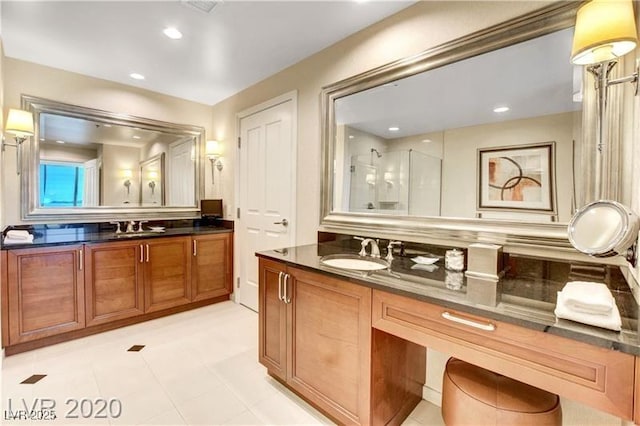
[20, 95, 205, 222]
[320, 2, 589, 250]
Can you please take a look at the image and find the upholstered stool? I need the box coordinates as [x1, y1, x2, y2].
[442, 358, 562, 426]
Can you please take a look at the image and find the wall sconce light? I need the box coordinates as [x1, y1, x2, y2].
[571, 0, 638, 200]
[206, 140, 224, 184]
[147, 171, 158, 195]
[122, 169, 133, 195]
[384, 171, 394, 185]
[365, 173, 376, 186]
[2, 108, 34, 175]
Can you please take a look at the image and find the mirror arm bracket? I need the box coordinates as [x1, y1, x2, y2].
[626, 241, 638, 268]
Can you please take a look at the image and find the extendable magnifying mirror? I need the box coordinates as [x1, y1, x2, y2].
[568, 200, 639, 263]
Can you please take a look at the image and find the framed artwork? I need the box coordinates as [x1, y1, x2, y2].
[477, 142, 556, 213]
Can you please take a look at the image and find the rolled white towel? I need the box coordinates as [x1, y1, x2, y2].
[561, 281, 615, 315]
[6, 230, 32, 240]
[555, 291, 621, 331]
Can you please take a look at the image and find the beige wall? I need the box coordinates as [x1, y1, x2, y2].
[1, 58, 214, 225]
[209, 1, 553, 246]
[101, 144, 140, 206]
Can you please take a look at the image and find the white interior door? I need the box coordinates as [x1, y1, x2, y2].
[83, 158, 99, 206]
[237, 95, 296, 311]
[167, 138, 195, 206]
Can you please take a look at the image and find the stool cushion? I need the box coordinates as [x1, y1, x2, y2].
[442, 358, 562, 426]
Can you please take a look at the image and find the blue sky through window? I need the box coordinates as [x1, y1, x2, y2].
[40, 163, 85, 207]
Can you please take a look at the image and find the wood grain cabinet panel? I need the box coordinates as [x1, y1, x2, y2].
[144, 236, 192, 313]
[372, 289, 635, 421]
[84, 241, 144, 326]
[191, 233, 233, 301]
[6, 245, 85, 344]
[286, 266, 372, 426]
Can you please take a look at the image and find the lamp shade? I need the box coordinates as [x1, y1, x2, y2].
[571, 0, 638, 65]
[206, 140, 221, 158]
[5, 109, 34, 137]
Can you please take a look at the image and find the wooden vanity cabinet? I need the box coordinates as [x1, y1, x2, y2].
[258, 258, 372, 425]
[143, 236, 192, 313]
[84, 241, 145, 326]
[191, 233, 233, 301]
[2, 245, 85, 345]
[2, 232, 233, 354]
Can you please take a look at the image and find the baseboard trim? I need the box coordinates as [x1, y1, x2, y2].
[422, 385, 442, 407]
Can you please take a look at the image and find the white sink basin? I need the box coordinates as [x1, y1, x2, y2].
[320, 254, 389, 271]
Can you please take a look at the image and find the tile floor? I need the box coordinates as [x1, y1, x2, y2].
[0, 301, 625, 426]
[1, 302, 441, 426]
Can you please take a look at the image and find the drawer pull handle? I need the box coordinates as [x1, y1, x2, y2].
[441, 311, 495, 332]
[139, 244, 143, 263]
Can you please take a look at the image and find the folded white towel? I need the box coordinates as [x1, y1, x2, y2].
[555, 291, 621, 331]
[3, 237, 34, 244]
[561, 281, 615, 315]
[6, 230, 32, 240]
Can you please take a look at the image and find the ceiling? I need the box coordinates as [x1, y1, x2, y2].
[335, 27, 582, 139]
[1, 1, 413, 106]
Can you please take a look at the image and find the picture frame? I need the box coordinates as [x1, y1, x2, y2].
[477, 142, 556, 213]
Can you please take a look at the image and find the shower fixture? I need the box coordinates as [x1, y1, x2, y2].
[371, 148, 382, 158]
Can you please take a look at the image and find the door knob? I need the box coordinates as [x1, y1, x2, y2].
[273, 219, 288, 227]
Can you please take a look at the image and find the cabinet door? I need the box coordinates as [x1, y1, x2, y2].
[144, 236, 191, 313]
[85, 241, 144, 326]
[192, 233, 233, 301]
[7, 245, 85, 344]
[287, 266, 372, 426]
[258, 258, 287, 381]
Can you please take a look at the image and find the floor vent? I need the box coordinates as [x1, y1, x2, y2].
[20, 374, 46, 384]
[127, 345, 145, 352]
[182, 0, 220, 14]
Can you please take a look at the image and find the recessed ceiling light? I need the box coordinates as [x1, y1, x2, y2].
[388, 127, 400, 132]
[493, 106, 510, 113]
[133, 135, 141, 139]
[39, 138, 45, 141]
[130, 73, 145, 80]
[422, 139, 432, 143]
[56, 140, 65, 144]
[163, 27, 183, 40]
[348, 135, 354, 139]
[103, 124, 112, 128]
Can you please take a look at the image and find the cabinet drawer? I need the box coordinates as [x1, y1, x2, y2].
[372, 289, 634, 420]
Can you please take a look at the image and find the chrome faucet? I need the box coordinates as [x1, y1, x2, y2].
[359, 238, 380, 258]
[126, 221, 135, 233]
[385, 241, 403, 262]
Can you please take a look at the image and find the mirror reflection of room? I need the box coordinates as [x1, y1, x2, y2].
[37, 112, 195, 208]
[334, 27, 581, 223]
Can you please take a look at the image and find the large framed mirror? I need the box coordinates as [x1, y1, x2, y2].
[320, 2, 612, 250]
[20, 95, 204, 221]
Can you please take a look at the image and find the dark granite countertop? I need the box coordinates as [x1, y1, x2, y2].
[257, 241, 640, 356]
[1, 225, 232, 249]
